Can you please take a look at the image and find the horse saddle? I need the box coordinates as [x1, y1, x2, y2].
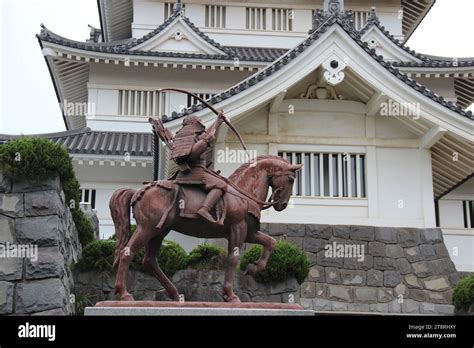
[177, 185, 226, 224]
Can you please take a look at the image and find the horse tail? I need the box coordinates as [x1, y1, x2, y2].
[110, 187, 137, 269]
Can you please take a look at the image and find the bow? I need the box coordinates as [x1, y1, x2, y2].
[157, 88, 252, 161]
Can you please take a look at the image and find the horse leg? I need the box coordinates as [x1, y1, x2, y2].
[223, 221, 247, 303]
[244, 231, 276, 276]
[142, 232, 180, 301]
[115, 224, 147, 301]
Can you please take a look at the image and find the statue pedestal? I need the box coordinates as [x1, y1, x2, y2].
[84, 301, 314, 316]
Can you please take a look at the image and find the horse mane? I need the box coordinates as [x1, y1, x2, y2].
[228, 155, 288, 181]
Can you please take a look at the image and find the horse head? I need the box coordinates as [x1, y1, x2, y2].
[229, 155, 303, 211]
[268, 162, 303, 211]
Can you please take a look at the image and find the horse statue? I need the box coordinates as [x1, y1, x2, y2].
[110, 89, 302, 303]
[111, 155, 301, 302]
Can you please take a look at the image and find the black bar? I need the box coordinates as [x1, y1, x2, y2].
[0, 315, 473, 346]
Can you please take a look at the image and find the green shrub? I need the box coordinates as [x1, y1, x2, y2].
[453, 275, 474, 311]
[72, 209, 94, 246]
[157, 240, 188, 276]
[0, 137, 94, 246]
[75, 238, 187, 278]
[240, 240, 310, 284]
[75, 240, 116, 272]
[187, 244, 227, 270]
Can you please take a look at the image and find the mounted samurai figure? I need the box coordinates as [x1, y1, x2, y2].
[110, 88, 302, 302]
[156, 109, 227, 225]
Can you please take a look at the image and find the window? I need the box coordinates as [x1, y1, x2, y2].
[205, 5, 226, 28]
[353, 11, 370, 31]
[81, 189, 96, 210]
[463, 200, 474, 228]
[164, 2, 185, 19]
[246, 7, 266, 30]
[272, 9, 293, 31]
[118, 90, 164, 117]
[186, 93, 215, 108]
[278, 151, 366, 198]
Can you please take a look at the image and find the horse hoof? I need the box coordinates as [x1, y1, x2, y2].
[223, 293, 241, 303]
[121, 293, 135, 301]
[170, 293, 181, 302]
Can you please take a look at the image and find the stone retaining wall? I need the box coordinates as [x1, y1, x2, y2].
[0, 171, 460, 317]
[0, 174, 81, 315]
[260, 223, 458, 315]
[74, 269, 299, 306]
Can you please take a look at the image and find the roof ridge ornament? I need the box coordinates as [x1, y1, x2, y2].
[324, 0, 344, 15]
[173, 0, 184, 16]
[367, 7, 379, 25]
[312, 0, 354, 30]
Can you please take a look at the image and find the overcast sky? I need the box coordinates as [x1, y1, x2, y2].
[0, 0, 473, 134]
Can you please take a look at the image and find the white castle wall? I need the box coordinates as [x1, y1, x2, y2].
[131, 0, 404, 47]
[439, 178, 474, 272]
[216, 99, 436, 228]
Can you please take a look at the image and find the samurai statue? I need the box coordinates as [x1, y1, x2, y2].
[149, 98, 230, 225]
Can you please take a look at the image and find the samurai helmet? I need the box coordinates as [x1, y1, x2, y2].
[181, 115, 205, 134]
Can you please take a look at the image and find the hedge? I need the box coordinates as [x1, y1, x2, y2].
[0, 137, 94, 246]
[76, 239, 188, 277]
[453, 275, 474, 312]
[240, 240, 310, 284]
[187, 244, 227, 270]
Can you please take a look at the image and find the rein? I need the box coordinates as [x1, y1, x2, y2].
[219, 168, 295, 210]
[205, 168, 279, 208]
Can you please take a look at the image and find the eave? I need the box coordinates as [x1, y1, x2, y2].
[360, 13, 474, 110]
[401, 0, 436, 42]
[97, 0, 133, 42]
[0, 127, 153, 158]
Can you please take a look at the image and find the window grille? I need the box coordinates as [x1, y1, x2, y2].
[118, 90, 164, 117]
[80, 188, 96, 209]
[246, 7, 267, 30]
[205, 5, 226, 28]
[272, 8, 293, 31]
[278, 151, 366, 198]
[463, 200, 474, 228]
[186, 93, 215, 108]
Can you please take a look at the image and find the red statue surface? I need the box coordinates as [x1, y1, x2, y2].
[110, 89, 302, 303]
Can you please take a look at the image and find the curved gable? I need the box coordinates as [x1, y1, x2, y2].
[131, 16, 228, 56]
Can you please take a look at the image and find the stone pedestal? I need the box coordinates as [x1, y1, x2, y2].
[85, 301, 315, 316]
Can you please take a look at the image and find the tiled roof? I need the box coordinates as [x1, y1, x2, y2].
[37, 6, 286, 64]
[166, 11, 473, 122]
[226, 46, 289, 63]
[38, 28, 283, 63]
[87, 25, 102, 43]
[136, 7, 234, 56]
[0, 128, 153, 157]
[360, 10, 474, 68]
[393, 58, 474, 68]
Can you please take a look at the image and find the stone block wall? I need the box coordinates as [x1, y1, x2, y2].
[74, 269, 299, 305]
[0, 174, 81, 315]
[260, 223, 458, 315]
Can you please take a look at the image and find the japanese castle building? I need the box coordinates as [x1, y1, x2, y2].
[26, 0, 474, 269]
